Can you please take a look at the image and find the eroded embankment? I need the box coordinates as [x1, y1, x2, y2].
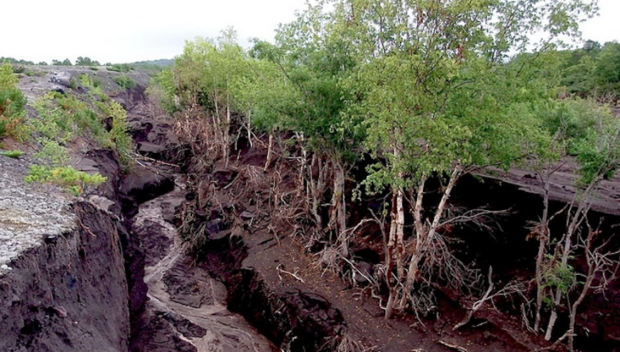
[0, 200, 129, 352]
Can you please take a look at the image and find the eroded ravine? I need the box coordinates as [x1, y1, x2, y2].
[129, 177, 276, 352]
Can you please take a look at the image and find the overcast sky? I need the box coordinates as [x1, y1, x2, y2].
[2, 0, 619, 64]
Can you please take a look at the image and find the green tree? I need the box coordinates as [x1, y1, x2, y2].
[76, 56, 101, 66]
[336, 0, 597, 319]
[246, 1, 365, 255]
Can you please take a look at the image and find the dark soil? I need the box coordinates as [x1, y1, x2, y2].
[0, 202, 129, 352]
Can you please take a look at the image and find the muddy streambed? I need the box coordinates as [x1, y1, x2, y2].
[128, 176, 276, 352]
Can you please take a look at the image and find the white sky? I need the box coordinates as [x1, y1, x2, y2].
[1, 0, 618, 64]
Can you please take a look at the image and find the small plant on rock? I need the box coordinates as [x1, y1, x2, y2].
[0, 149, 24, 158]
[25, 165, 107, 196]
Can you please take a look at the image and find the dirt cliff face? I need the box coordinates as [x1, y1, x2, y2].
[0, 201, 129, 352]
[0, 66, 150, 352]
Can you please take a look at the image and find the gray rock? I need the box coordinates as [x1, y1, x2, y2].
[50, 71, 73, 88]
[88, 195, 115, 213]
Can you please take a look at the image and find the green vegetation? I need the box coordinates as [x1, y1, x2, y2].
[27, 88, 132, 194]
[0, 57, 35, 65]
[560, 40, 620, 99]
[31, 92, 133, 167]
[52, 58, 73, 66]
[0, 63, 28, 140]
[151, 1, 620, 349]
[107, 63, 134, 72]
[0, 149, 24, 158]
[25, 165, 106, 196]
[113, 75, 136, 90]
[75, 56, 100, 66]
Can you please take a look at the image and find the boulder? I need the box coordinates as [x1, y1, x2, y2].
[120, 167, 175, 206]
[50, 71, 73, 88]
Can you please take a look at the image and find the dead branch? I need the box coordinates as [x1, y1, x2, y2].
[276, 264, 305, 283]
[437, 340, 467, 352]
[453, 266, 526, 330]
[440, 207, 510, 233]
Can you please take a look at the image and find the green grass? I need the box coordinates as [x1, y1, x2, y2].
[0, 149, 24, 158]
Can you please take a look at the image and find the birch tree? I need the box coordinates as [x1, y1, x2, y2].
[336, 0, 597, 318]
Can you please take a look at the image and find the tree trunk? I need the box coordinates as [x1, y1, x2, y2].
[333, 160, 348, 257]
[568, 269, 594, 351]
[545, 182, 594, 340]
[308, 155, 327, 228]
[247, 109, 253, 148]
[224, 91, 231, 168]
[401, 166, 460, 308]
[399, 177, 426, 308]
[534, 175, 551, 333]
[395, 184, 405, 282]
[385, 189, 398, 319]
[264, 133, 274, 171]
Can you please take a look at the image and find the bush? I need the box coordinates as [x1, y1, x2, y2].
[107, 63, 134, 73]
[25, 165, 107, 196]
[113, 75, 136, 90]
[31, 92, 134, 168]
[0, 63, 27, 140]
[108, 101, 133, 166]
[0, 149, 24, 158]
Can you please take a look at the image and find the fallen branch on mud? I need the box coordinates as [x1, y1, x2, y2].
[437, 340, 468, 352]
[133, 153, 180, 169]
[453, 266, 526, 331]
[276, 264, 305, 283]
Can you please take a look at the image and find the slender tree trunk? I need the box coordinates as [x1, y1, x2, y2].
[333, 159, 348, 257]
[544, 181, 596, 340]
[264, 133, 274, 171]
[247, 110, 253, 148]
[534, 175, 551, 333]
[224, 90, 231, 168]
[399, 177, 426, 308]
[297, 132, 307, 198]
[568, 268, 594, 351]
[213, 91, 224, 157]
[401, 167, 460, 308]
[385, 189, 398, 319]
[308, 155, 326, 228]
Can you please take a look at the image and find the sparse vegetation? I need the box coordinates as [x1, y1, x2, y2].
[25, 164, 106, 196]
[113, 75, 136, 90]
[107, 63, 134, 73]
[31, 90, 133, 168]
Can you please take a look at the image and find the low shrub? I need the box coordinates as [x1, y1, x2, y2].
[0, 63, 27, 140]
[0, 149, 24, 158]
[107, 63, 134, 73]
[113, 75, 136, 90]
[26, 165, 107, 196]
